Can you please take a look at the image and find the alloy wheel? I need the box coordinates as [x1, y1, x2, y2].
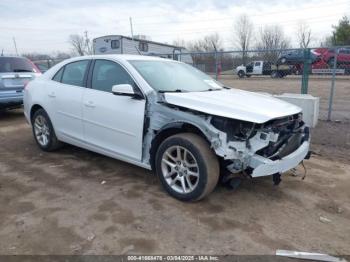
[161, 145, 199, 194]
[34, 115, 50, 147]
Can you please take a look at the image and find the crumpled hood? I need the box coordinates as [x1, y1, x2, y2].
[164, 89, 302, 123]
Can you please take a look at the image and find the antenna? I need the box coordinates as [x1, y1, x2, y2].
[13, 37, 18, 56]
[129, 17, 141, 55]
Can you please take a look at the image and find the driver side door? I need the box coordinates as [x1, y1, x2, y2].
[82, 59, 146, 161]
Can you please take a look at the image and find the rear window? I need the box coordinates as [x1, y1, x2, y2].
[0, 57, 37, 73]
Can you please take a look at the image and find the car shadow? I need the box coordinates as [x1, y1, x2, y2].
[0, 108, 25, 121]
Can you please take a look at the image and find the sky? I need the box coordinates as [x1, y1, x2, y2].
[0, 0, 349, 55]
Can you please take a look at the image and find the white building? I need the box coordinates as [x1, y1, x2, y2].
[93, 35, 193, 64]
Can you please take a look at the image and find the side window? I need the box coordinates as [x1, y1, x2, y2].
[111, 40, 120, 49]
[139, 42, 149, 52]
[91, 60, 134, 93]
[61, 60, 89, 87]
[52, 67, 64, 82]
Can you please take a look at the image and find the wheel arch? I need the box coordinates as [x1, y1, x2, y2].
[30, 104, 45, 122]
[149, 121, 211, 170]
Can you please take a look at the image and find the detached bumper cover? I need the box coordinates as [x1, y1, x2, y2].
[249, 140, 310, 177]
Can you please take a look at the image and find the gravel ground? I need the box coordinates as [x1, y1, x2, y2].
[0, 106, 349, 255]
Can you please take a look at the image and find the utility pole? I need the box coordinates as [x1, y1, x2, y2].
[129, 17, 141, 55]
[129, 17, 134, 40]
[84, 30, 91, 55]
[13, 37, 18, 56]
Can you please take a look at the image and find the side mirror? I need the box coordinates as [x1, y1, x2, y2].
[112, 84, 135, 96]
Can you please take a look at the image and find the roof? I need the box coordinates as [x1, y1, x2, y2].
[93, 35, 186, 49]
[41, 54, 181, 81]
[61, 54, 177, 64]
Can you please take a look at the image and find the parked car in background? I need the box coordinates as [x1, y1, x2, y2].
[317, 48, 350, 67]
[235, 61, 292, 78]
[24, 55, 311, 201]
[34, 63, 49, 73]
[0, 56, 41, 110]
[278, 49, 320, 65]
[32, 58, 61, 73]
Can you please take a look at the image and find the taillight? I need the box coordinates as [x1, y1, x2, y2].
[24, 81, 30, 90]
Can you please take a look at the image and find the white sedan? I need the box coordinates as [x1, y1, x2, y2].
[24, 55, 310, 201]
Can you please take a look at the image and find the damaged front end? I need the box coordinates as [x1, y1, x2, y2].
[143, 92, 310, 180]
[209, 113, 310, 177]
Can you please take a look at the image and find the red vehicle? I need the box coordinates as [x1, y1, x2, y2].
[293, 58, 350, 75]
[315, 47, 350, 66]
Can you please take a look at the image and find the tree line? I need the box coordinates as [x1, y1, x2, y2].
[23, 15, 349, 65]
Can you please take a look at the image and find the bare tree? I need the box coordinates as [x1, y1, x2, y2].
[233, 14, 253, 65]
[22, 53, 51, 61]
[69, 34, 85, 56]
[172, 38, 187, 48]
[69, 32, 93, 56]
[187, 33, 223, 72]
[296, 22, 312, 48]
[188, 33, 223, 52]
[204, 33, 222, 51]
[52, 51, 71, 60]
[256, 25, 290, 62]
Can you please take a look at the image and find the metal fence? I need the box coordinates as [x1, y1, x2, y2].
[34, 46, 350, 122]
[162, 46, 350, 123]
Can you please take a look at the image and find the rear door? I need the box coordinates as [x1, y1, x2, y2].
[49, 60, 90, 142]
[246, 62, 254, 74]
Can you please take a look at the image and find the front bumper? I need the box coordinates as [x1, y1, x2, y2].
[249, 140, 310, 177]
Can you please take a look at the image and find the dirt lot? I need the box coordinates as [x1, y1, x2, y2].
[220, 75, 350, 122]
[0, 107, 349, 255]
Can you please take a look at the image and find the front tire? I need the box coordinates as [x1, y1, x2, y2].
[32, 109, 62, 152]
[155, 133, 219, 201]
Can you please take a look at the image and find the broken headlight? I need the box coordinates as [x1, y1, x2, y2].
[211, 117, 256, 141]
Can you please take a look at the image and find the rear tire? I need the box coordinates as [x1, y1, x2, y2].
[31, 109, 62, 152]
[238, 70, 245, 78]
[155, 133, 219, 201]
[271, 71, 279, 78]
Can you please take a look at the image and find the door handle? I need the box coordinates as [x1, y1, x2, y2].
[48, 92, 56, 98]
[84, 101, 96, 108]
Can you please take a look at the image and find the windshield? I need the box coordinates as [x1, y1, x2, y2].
[129, 60, 223, 92]
[0, 57, 38, 73]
